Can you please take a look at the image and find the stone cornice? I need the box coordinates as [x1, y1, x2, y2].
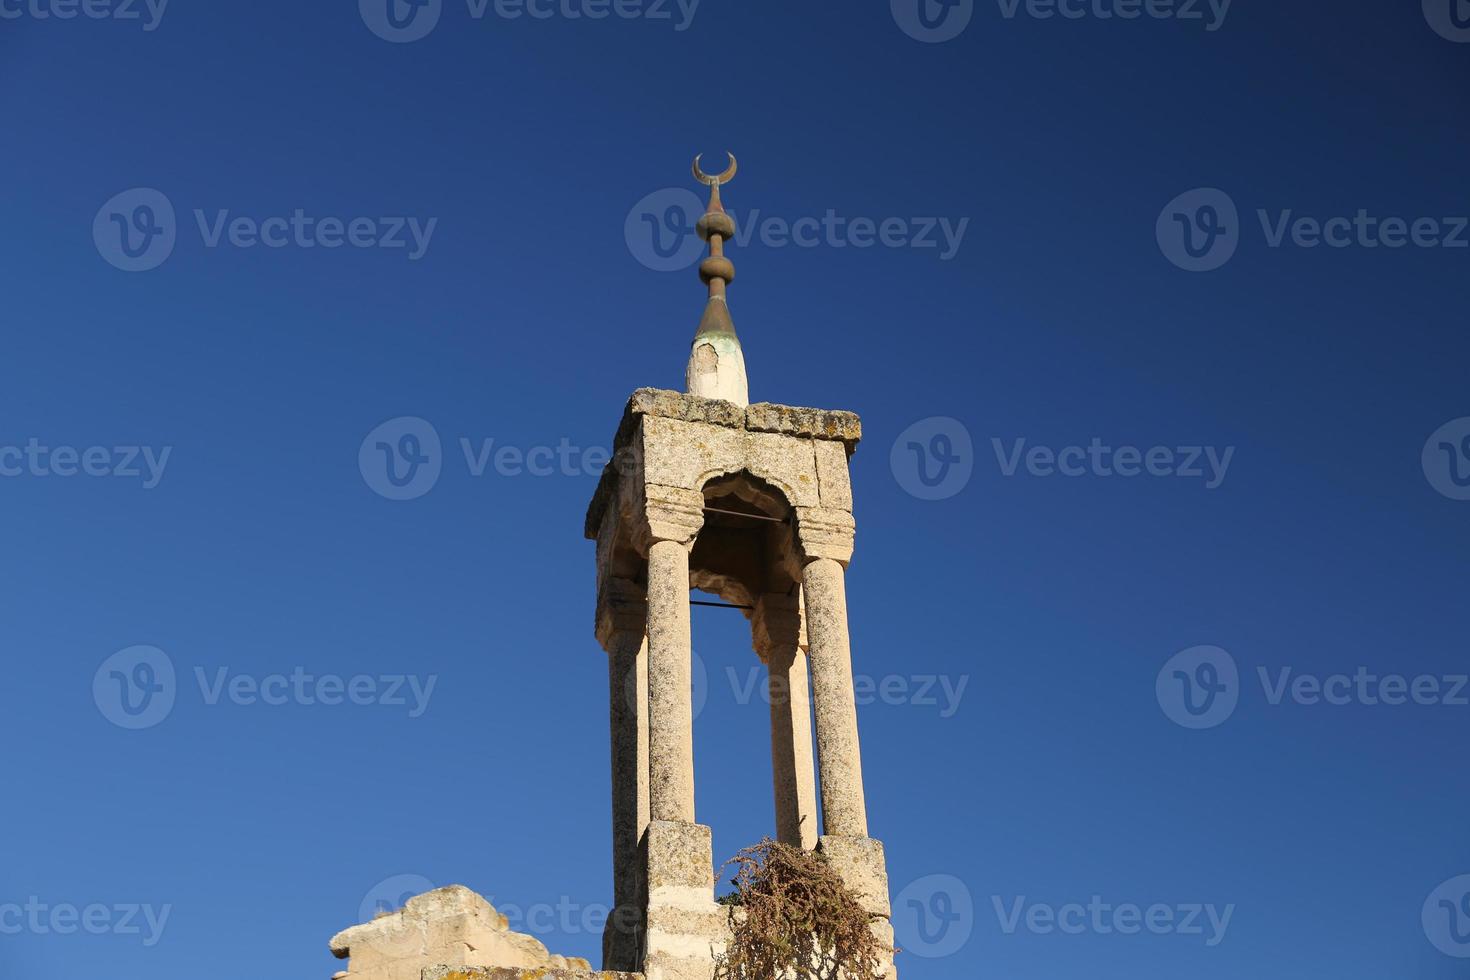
[585, 389, 861, 539]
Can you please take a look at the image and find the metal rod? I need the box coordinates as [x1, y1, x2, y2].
[690, 599, 754, 610]
[701, 505, 787, 523]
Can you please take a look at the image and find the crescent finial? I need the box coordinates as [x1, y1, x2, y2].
[692, 152, 738, 187]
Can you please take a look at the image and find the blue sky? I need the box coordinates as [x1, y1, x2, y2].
[3, 1, 1469, 978]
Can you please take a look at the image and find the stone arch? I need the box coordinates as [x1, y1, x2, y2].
[689, 469, 802, 609]
[692, 461, 803, 516]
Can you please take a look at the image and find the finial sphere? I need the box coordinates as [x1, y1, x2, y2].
[692, 152, 738, 187]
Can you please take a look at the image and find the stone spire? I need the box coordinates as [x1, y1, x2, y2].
[685, 152, 749, 406]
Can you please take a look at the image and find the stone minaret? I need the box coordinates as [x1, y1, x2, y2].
[587, 157, 895, 979]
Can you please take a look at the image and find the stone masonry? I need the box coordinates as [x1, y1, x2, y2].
[586, 388, 894, 979]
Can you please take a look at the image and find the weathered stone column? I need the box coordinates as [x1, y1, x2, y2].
[597, 578, 649, 972]
[753, 593, 819, 850]
[802, 556, 869, 838]
[646, 538, 696, 824]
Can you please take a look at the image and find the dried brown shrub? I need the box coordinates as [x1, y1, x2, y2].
[713, 838, 891, 980]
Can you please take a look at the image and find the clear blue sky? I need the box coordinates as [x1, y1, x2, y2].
[3, 2, 1469, 978]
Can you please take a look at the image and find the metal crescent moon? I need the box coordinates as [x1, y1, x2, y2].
[692, 152, 738, 186]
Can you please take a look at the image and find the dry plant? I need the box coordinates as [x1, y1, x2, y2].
[713, 838, 891, 980]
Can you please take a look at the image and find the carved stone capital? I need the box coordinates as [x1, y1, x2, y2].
[751, 593, 802, 664]
[596, 577, 648, 653]
[633, 484, 705, 553]
[795, 506, 856, 566]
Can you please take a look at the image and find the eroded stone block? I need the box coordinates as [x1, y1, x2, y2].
[817, 835, 891, 918]
[423, 968, 642, 980]
[330, 886, 594, 980]
[643, 820, 713, 895]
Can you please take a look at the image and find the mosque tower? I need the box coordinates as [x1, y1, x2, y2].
[586, 155, 895, 979]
